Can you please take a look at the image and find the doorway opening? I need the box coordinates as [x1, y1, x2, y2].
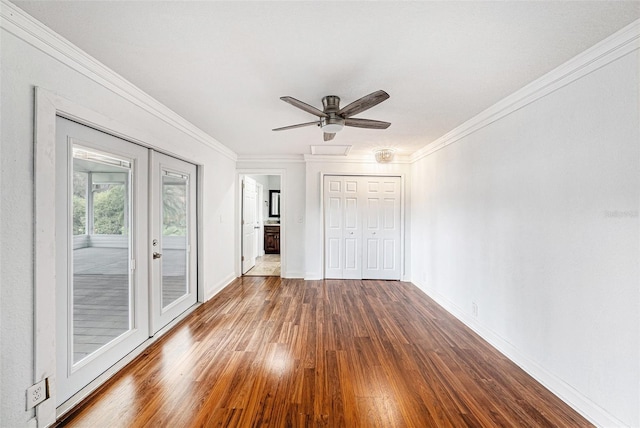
[240, 174, 282, 277]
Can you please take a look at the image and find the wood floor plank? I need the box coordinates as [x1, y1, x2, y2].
[57, 278, 593, 427]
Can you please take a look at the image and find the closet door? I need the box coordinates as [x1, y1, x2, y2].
[324, 175, 401, 280]
[342, 178, 363, 279]
[361, 177, 402, 280]
[55, 117, 149, 405]
[324, 176, 344, 279]
[324, 176, 363, 279]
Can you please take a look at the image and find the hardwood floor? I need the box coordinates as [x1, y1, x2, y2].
[58, 277, 592, 427]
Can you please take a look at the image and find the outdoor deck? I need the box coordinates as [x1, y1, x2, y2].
[72, 247, 186, 362]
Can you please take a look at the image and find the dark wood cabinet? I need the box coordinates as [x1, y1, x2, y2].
[264, 226, 280, 254]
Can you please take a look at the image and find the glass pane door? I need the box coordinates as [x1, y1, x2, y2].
[56, 117, 150, 406]
[72, 147, 132, 363]
[150, 151, 197, 334]
[161, 172, 189, 308]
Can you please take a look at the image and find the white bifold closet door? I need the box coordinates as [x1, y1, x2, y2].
[324, 175, 402, 280]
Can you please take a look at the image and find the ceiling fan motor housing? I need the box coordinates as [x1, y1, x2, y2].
[321, 95, 345, 133]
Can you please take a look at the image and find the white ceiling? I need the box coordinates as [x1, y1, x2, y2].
[13, 1, 640, 158]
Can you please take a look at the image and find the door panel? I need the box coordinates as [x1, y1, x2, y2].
[56, 117, 149, 405]
[383, 240, 396, 269]
[324, 177, 344, 279]
[150, 151, 198, 334]
[366, 239, 379, 269]
[328, 238, 341, 270]
[362, 177, 401, 280]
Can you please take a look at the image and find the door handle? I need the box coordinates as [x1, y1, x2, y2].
[254, 226, 260, 229]
[153, 252, 162, 259]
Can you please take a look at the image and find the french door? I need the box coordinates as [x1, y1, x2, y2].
[55, 117, 198, 405]
[149, 151, 197, 334]
[324, 175, 402, 280]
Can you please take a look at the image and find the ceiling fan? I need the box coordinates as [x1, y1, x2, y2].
[273, 90, 391, 141]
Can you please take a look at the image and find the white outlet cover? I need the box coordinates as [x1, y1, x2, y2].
[26, 379, 47, 410]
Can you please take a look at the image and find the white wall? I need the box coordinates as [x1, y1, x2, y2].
[304, 158, 411, 280]
[237, 161, 306, 278]
[1, 15, 237, 427]
[410, 48, 639, 426]
[269, 175, 281, 190]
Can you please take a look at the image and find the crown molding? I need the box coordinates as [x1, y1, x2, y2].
[1, 0, 237, 161]
[304, 153, 412, 164]
[410, 18, 640, 163]
[236, 154, 305, 163]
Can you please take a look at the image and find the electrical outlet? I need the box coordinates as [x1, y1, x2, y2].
[26, 379, 48, 410]
[472, 302, 479, 318]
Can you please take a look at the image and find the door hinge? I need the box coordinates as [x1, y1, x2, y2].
[130, 259, 136, 270]
[242, 256, 245, 261]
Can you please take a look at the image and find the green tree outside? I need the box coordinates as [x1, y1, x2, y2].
[94, 185, 125, 235]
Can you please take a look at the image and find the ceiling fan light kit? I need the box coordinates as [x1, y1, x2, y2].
[320, 116, 345, 134]
[274, 90, 391, 141]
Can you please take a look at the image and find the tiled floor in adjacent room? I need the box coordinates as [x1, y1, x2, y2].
[244, 254, 280, 276]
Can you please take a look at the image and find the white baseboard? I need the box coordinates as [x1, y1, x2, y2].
[205, 272, 236, 301]
[283, 271, 305, 279]
[410, 279, 627, 428]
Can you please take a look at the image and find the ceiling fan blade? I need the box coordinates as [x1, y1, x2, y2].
[272, 121, 320, 131]
[324, 132, 336, 141]
[338, 90, 390, 118]
[280, 96, 328, 118]
[344, 118, 391, 129]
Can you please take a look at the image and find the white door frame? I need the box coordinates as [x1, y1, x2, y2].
[236, 169, 286, 277]
[320, 173, 406, 280]
[33, 88, 204, 425]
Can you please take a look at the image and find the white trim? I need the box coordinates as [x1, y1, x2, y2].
[205, 272, 236, 301]
[1, 0, 237, 162]
[282, 271, 305, 279]
[410, 279, 628, 428]
[237, 154, 304, 163]
[34, 88, 59, 428]
[410, 18, 640, 163]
